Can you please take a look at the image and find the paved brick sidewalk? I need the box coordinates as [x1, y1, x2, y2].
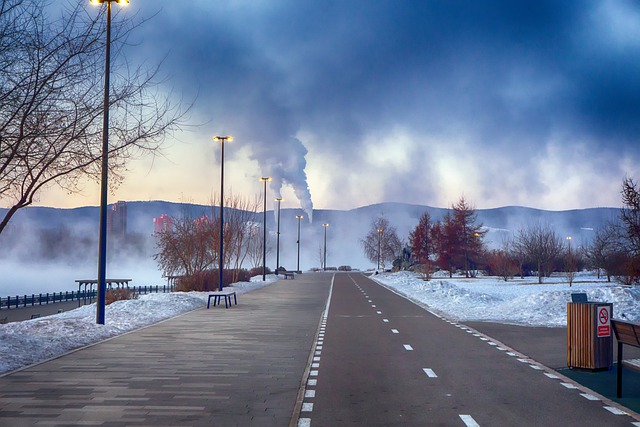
[0, 273, 332, 426]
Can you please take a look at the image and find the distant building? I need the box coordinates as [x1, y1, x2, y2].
[107, 201, 127, 237]
[194, 215, 210, 228]
[153, 214, 174, 233]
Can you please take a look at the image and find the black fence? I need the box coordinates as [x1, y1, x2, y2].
[0, 285, 175, 310]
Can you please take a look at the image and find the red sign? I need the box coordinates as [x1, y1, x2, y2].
[597, 306, 611, 337]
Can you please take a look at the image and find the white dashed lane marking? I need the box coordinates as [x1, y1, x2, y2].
[391, 329, 399, 334]
[423, 368, 438, 378]
[580, 393, 599, 401]
[561, 383, 578, 389]
[403, 344, 413, 351]
[459, 414, 480, 427]
[604, 406, 627, 415]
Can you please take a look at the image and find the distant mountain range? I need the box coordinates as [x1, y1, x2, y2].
[0, 201, 623, 294]
[1, 200, 620, 246]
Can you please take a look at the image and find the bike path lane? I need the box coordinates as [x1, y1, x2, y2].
[302, 273, 640, 426]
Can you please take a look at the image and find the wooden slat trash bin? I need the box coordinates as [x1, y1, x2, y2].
[567, 301, 613, 370]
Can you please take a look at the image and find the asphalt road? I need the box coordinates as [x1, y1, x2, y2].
[301, 273, 639, 426]
[0, 299, 83, 323]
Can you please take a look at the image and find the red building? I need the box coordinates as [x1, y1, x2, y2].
[153, 214, 174, 234]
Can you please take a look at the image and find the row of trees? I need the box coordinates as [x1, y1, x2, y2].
[362, 178, 640, 285]
[361, 197, 486, 278]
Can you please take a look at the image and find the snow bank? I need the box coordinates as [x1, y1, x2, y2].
[373, 271, 640, 327]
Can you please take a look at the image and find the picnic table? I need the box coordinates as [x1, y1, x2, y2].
[75, 279, 132, 307]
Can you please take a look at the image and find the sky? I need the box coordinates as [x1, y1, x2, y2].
[34, 0, 640, 214]
[3, 271, 640, 375]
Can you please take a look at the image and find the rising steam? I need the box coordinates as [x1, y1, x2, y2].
[251, 136, 314, 222]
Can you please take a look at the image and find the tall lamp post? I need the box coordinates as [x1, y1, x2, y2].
[275, 198, 283, 275]
[91, 0, 129, 325]
[296, 215, 303, 273]
[260, 177, 271, 281]
[214, 136, 233, 291]
[322, 223, 329, 271]
[377, 228, 383, 271]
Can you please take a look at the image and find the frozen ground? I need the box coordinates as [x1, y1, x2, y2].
[0, 275, 279, 375]
[372, 270, 640, 327]
[2, 271, 639, 376]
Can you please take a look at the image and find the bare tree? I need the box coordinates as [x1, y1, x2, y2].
[487, 248, 519, 282]
[0, 0, 185, 235]
[621, 177, 640, 257]
[361, 215, 403, 270]
[210, 192, 260, 283]
[563, 245, 577, 287]
[585, 223, 621, 282]
[514, 222, 563, 284]
[153, 212, 216, 280]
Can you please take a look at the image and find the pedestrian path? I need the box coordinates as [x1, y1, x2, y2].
[0, 273, 333, 426]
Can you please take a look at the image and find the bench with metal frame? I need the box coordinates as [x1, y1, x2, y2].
[612, 319, 640, 398]
[283, 272, 295, 280]
[207, 291, 237, 309]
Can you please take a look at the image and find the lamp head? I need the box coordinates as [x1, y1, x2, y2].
[260, 177, 271, 182]
[213, 135, 233, 142]
[90, 0, 129, 5]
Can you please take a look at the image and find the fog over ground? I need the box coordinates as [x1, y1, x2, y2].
[0, 201, 618, 297]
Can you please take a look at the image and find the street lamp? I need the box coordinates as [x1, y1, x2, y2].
[322, 223, 329, 271]
[275, 198, 283, 275]
[214, 135, 233, 291]
[296, 215, 304, 273]
[260, 177, 271, 281]
[91, 0, 129, 325]
[377, 228, 383, 271]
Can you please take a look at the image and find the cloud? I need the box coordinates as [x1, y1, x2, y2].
[92, 0, 640, 210]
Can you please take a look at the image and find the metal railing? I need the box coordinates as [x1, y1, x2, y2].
[0, 285, 174, 310]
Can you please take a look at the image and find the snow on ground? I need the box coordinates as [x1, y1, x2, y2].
[0, 275, 280, 375]
[372, 271, 640, 327]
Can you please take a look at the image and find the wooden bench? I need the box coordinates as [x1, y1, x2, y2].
[283, 272, 295, 280]
[207, 291, 237, 309]
[612, 319, 640, 397]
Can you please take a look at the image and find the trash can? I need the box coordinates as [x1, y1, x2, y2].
[567, 298, 613, 370]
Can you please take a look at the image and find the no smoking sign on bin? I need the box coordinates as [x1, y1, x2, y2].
[597, 305, 611, 337]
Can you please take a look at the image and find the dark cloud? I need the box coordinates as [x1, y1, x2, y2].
[124, 0, 640, 210]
